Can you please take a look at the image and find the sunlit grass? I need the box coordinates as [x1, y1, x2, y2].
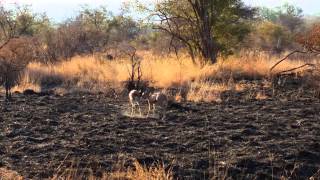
[0, 160, 172, 180]
[0, 168, 23, 180]
[52, 159, 173, 180]
[14, 51, 314, 101]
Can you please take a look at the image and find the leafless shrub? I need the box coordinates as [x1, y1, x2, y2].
[118, 43, 146, 91]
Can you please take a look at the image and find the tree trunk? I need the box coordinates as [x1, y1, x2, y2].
[186, 44, 196, 64]
[196, 0, 218, 64]
[200, 19, 217, 64]
[200, 36, 217, 64]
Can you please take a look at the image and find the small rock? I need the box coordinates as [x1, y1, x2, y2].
[242, 128, 257, 136]
[38, 90, 55, 96]
[193, 159, 209, 170]
[23, 89, 37, 96]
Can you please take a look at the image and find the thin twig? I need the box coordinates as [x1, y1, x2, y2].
[0, 38, 12, 50]
[54, 152, 71, 175]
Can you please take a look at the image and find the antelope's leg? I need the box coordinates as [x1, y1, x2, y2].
[137, 102, 142, 116]
[161, 103, 167, 120]
[147, 100, 151, 116]
[131, 104, 134, 116]
[162, 108, 166, 120]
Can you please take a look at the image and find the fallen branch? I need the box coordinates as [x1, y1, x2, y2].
[276, 63, 316, 75]
[270, 50, 309, 72]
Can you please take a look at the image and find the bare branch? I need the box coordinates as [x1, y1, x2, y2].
[0, 38, 12, 50]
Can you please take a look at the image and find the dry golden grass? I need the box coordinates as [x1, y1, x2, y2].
[51, 160, 172, 180]
[1, 160, 172, 180]
[0, 168, 23, 180]
[108, 160, 173, 180]
[186, 81, 227, 102]
[255, 91, 269, 100]
[18, 53, 206, 91]
[13, 51, 315, 101]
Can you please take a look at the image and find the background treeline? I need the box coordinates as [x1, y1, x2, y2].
[0, 2, 318, 63]
[0, 1, 319, 99]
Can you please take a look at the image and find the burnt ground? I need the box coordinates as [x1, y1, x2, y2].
[0, 82, 320, 179]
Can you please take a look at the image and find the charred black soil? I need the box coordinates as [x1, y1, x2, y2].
[0, 82, 320, 179]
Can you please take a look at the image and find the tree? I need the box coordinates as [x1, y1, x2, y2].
[108, 15, 141, 43]
[245, 21, 291, 53]
[297, 23, 320, 53]
[277, 3, 304, 33]
[258, 7, 278, 22]
[0, 5, 50, 38]
[0, 5, 37, 100]
[77, 6, 111, 52]
[269, 23, 320, 73]
[250, 3, 305, 53]
[41, 7, 112, 61]
[258, 3, 304, 33]
[0, 37, 36, 99]
[79, 6, 111, 31]
[40, 6, 142, 61]
[143, 0, 255, 64]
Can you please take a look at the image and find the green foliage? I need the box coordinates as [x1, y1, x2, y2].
[254, 21, 291, 51]
[214, 13, 253, 56]
[257, 21, 285, 41]
[244, 3, 306, 53]
[258, 3, 304, 33]
[259, 7, 279, 22]
[0, 5, 51, 39]
[78, 6, 111, 31]
[109, 15, 141, 43]
[34, 6, 143, 61]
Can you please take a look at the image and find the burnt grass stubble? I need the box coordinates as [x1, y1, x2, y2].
[0, 80, 320, 179]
